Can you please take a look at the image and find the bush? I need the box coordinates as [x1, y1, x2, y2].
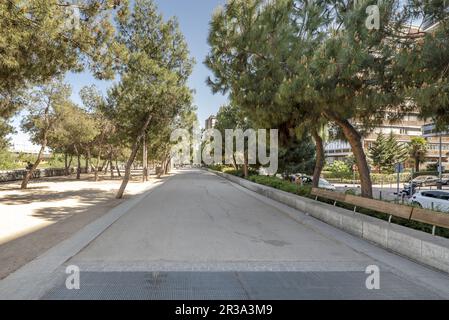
[426, 163, 439, 171]
[412, 170, 448, 178]
[0, 150, 19, 170]
[248, 175, 311, 197]
[322, 171, 412, 184]
[325, 161, 352, 179]
[208, 164, 224, 172]
[46, 153, 65, 168]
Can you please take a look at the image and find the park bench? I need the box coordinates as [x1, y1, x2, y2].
[311, 187, 449, 234]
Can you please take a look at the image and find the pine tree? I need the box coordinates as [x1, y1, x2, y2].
[0, 0, 128, 147]
[369, 133, 389, 173]
[369, 132, 409, 173]
[20, 79, 73, 189]
[111, 0, 194, 199]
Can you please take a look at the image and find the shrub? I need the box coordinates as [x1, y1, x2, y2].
[208, 164, 224, 172]
[0, 150, 19, 170]
[248, 175, 311, 197]
[325, 161, 352, 179]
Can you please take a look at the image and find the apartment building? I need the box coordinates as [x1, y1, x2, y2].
[205, 115, 217, 130]
[325, 112, 449, 168]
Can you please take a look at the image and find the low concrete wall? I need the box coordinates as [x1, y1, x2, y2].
[210, 170, 449, 274]
[0, 168, 85, 183]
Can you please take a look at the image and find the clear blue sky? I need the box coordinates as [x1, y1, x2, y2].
[11, 0, 228, 149]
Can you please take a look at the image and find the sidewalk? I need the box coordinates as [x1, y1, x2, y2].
[0, 173, 157, 280]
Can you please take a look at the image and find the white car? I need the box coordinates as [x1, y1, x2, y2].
[301, 176, 336, 191]
[318, 178, 336, 191]
[410, 191, 449, 212]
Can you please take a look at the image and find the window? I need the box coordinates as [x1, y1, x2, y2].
[422, 192, 437, 198]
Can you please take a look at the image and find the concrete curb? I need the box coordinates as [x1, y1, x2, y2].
[0, 177, 172, 300]
[209, 170, 449, 274]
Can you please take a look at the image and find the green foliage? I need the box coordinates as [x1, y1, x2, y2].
[0, 0, 127, 118]
[205, 0, 449, 197]
[0, 150, 18, 170]
[47, 153, 65, 168]
[408, 137, 428, 172]
[208, 164, 224, 172]
[248, 175, 311, 197]
[21, 79, 72, 147]
[326, 161, 352, 179]
[369, 133, 408, 173]
[109, 0, 194, 145]
[0, 118, 13, 152]
[426, 163, 439, 171]
[16, 152, 37, 164]
[278, 135, 315, 175]
[344, 189, 359, 196]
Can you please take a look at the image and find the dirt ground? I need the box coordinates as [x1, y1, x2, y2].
[0, 172, 157, 279]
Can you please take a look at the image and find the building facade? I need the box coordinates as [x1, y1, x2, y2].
[205, 115, 217, 130]
[325, 113, 449, 168]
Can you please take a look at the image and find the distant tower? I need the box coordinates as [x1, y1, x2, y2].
[205, 115, 217, 130]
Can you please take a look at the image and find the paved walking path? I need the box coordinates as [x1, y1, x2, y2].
[2, 169, 449, 299]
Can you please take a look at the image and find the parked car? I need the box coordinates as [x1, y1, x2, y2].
[411, 175, 439, 187]
[300, 175, 336, 191]
[439, 173, 449, 185]
[410, 190, 449, 212]
[317, 178, 336, 191]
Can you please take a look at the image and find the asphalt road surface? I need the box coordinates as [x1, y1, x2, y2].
[36, 169, 449, 299]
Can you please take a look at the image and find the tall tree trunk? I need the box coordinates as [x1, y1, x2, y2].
[21, 138, 47, 189]
[232, 153, 238, 170]
[164, 156, 171, 174]
[100, 159, 107, 173]
[116, 114, 153, 199]
[94, 155, 101, 182]
[142, 136, 148, 182]
[94, 152, 102, 182]
[74, 145, 81, 180]
[324, 112, 373, 198]
[110, 154, 114, 178]
[85, 149, 91, 174]
[243, 151, 249, 178]
[103, 160, 110, 174]
[21, 103, 52, 189]
[415, 158, 420, 173]
[311, 129, 325, 189]
[116, 160, 122, 177]
[64, 152, 68, 176]
[157, 160, 164, 179]
[76, 155, 82, 180]
[67, 155, 73, 175]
